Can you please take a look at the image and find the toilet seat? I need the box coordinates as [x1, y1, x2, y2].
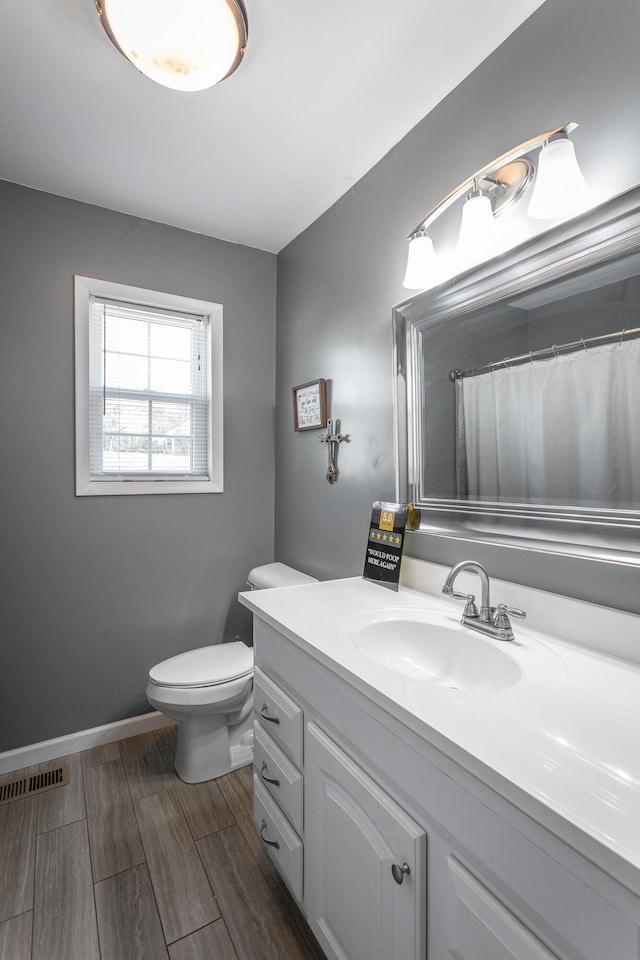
[149, 641, 253, 689]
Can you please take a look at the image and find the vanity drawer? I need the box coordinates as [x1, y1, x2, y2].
[253, 774, 303, 901]
[254, 719, 303, 835]
[253, 665, 303, 767]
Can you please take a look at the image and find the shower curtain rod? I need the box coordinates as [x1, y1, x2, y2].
[448, 323, 640, 381]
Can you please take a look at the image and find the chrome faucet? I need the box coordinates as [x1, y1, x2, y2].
[441, 560, 526, 641]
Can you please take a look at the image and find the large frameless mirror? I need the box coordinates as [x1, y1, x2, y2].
[393, 184, 640, 563]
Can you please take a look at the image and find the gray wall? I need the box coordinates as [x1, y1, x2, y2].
[275, 0, 640, 613]
[0, 182, 277, 752]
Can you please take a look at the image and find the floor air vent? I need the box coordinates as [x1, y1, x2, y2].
[0, 763, 70, 806]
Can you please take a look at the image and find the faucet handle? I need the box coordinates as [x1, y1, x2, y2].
[450, 591, 480, 620]
[506, 604, 526, 620]
[493, 603, 526, 628]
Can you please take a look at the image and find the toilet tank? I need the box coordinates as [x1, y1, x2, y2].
[247, 562, 317, 590]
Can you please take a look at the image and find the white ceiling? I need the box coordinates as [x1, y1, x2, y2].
[0, 1, 546, 253]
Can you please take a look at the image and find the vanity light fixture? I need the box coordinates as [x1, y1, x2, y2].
[94, 0, 248, 92]
[403, 122, 592, 289]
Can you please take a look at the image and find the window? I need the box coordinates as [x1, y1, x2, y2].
[75, 277, 223, 495]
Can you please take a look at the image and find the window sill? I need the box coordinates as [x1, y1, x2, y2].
[76, 477, 223, 496]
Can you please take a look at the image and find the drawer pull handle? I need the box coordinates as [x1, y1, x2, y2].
[260, 703, 280, 724]
[260, 819, 280, 849]
[260, 761, 280, 787]
[391, 862, 410, 885]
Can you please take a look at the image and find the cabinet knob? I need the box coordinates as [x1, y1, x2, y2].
[260, 703, 280, 724]
[260, 760, 280, 787]
[391, 862, 410, 885]
[260, 819, 280, 849]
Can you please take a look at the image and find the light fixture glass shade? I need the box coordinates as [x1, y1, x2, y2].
[528, 137, 591, 220]
[456, 193, 497, 265]
[99, 0, 247, 92]
[403, 233, 438, 289]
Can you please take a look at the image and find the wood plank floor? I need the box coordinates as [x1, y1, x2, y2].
[0, 728, 325, 960]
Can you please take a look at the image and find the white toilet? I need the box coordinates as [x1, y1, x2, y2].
[146, 562, 317, 783]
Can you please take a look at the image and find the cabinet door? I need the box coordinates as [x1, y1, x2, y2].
[305, 722, 426, 960]
[447, 857, 559, 960]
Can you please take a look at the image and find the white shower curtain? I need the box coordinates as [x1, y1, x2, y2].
[456, 337, 640, 506]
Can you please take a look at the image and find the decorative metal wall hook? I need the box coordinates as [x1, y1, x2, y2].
[319, 418, 349, 483]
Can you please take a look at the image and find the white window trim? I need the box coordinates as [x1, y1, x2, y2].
[75, 276, 223, 496]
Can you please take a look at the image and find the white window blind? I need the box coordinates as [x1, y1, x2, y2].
[88, 296, 211, 481]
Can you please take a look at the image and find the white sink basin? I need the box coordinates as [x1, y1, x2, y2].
[341, 609, 522, 691]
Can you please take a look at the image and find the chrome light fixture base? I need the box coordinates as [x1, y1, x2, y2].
[479, 157, 535, 218]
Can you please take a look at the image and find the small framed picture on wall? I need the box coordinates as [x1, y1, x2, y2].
[292, 378, 327, 431]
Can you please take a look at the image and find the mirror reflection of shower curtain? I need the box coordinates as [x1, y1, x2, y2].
[455, 338, 640, 505]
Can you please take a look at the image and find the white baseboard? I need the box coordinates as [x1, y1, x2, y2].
[0, 712, 175, 775]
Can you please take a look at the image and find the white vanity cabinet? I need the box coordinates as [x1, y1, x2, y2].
[253, 620, 428, 960]
[250, 614, 640, 960]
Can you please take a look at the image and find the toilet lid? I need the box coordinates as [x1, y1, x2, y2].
[149, 641, 253, 688]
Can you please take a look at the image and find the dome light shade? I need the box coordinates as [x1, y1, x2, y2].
[457, 191, 497, 265]
[528, 135, 591, 220]
[97, 0, 248, 92]
[403, 232, 438, 290]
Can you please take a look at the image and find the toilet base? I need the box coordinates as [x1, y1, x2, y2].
[228, 728, 254, 775]
[173, 708, 254, 784]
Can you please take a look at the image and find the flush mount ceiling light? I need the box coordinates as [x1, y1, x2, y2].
[95, 0, 248, 92]
[403, 122, 593, 290]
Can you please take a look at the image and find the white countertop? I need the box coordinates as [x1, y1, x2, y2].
[239, 559, 640, 898]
